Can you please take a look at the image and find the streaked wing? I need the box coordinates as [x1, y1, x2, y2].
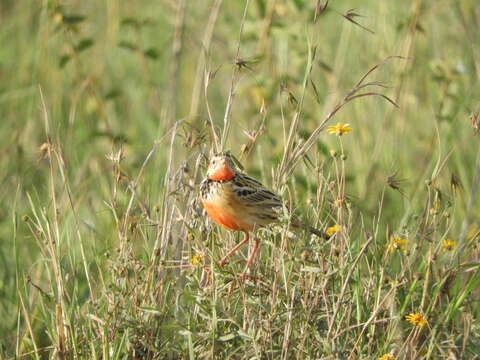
[232, 173, 283, 210]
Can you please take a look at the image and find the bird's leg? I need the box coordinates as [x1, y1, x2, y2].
[240, 238, 260, 279]
[227, 238, 260, 294]
[218, 231, 249, 267]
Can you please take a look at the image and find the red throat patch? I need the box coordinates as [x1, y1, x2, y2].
[209, 165, 235, 181]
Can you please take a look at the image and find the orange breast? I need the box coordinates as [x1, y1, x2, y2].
[202, 200, 252, 231]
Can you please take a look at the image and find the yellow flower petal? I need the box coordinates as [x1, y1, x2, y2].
[190, 253, 203, 265]
[405, 312, 427, 326]
[387, 236, 409, 253]
[442, 239, 456, 251]
[327, 122, 353, 136]
[379, 354, 396, 360]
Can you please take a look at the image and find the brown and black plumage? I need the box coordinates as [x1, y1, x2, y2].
[200, 152, 327, 277]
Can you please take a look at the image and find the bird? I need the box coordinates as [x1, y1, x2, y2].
[199, 151, 327, 278]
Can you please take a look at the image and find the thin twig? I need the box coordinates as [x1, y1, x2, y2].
[220, 0, 251, 149]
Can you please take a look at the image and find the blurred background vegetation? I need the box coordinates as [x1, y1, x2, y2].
[1, 0, 480, 358]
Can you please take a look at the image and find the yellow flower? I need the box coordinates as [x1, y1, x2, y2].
[190, 253, 203, 265]
[327, 122, 353, 136]
[405, 312, 427, 326]
[387, 236, 409, 253]
[442, 239, 456, 251]
[326, 224, 340, 236]
[379, 354, 396, 360]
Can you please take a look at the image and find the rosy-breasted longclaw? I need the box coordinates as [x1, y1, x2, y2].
[200, 152, 328, 279]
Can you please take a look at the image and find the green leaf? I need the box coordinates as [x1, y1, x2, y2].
[118, 41, 138, 51]
[218, 333, 237, 342]
[138, 307, 162, 315]
[121, 17, 155, 27]
[104, 89, 122, 100]
[75, 38, 94, 52]
[459, 262, 480, 271]
[59, 54, 71, 68]
[121, 17, 139, 27]
[237, 329, 251, 340]
[62, 14, 86, 24]
[144, 47, 159, 59]
[318, 60, 333, 73]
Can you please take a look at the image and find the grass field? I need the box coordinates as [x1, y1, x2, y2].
[1, 0, 480, 358]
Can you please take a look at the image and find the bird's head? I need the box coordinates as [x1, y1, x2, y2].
[206, 151, 241, 181]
